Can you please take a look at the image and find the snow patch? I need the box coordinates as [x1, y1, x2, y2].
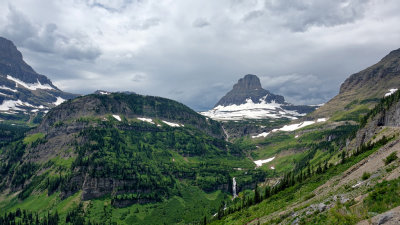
[112, 115, 121, 121]
[137, 117, 154, 124]
[53, 97, 66, 106]
[385, 88, 398, 97]
[0, 99, 37, 111]
[7, 75, 54, 90]
[0, 85, 17, 92]
[251, 118, 328, 139]
[251, 132, 270, 139]
[254, 157, 275, 168]
[162, 120, 183, 127]
[270, 166, 275, 170]
[277, 121, 316, 131]
[352, 181, 364, 188]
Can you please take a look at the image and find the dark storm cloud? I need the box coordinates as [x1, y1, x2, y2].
[0, 5, 101, 61]
[0, 0, 399, 111]
[263, 0, 371, 31]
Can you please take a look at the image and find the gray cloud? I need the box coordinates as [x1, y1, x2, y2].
[193, 18, 210, 28]
[0, 0, 399, 111]
[0, 5, 101, 61]
[263, 0, 371, 31]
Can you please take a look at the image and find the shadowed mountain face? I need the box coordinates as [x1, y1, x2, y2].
[312, 48, 400, 119]
[0, 36, 77, 119]
[215, 74, 285, 107]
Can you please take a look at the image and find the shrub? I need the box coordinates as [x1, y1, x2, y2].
[362, 172, 371, 180]
[384, 152, 398, 165]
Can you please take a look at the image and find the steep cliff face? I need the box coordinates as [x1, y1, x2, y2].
[215, 74, 285, 107]
[0, 36, 77, 118]
[353, 91, 400, 148]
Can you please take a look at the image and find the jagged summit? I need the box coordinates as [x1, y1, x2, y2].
[202, 74, 316, 121]
[233, 74, 262, 90]
[0, 36, 77, 118]
[215, 74, 284, 107]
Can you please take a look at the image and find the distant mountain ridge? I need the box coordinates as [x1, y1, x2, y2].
[0, 36, 77, 120]
[202, 74, 317, 121]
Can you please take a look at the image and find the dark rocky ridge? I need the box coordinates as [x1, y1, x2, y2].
[0, 36, 77, 119]
[0, 37, 56, 87]
[340, 48, 400, 94]
[215, 74, 285, 107]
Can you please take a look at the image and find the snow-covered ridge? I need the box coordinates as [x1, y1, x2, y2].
[201, 97, 305, 121]
[385, 88, 398, 97]
[7, 75, 54, 90]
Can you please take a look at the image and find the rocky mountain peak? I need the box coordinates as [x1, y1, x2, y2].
[215, 74, 284, 107]
[0, 36, 55, 86]
[233, 74, 262, 91]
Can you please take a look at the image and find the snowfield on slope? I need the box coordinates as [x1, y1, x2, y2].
[112, 115, 121, 121]
[137, 117, 154, 124]
[0, 99, 47, 112]
[7, 75, 54, 90]
[201, 98, 305, 121]
[385, 88, 398, 97]
[252, 118, 328, 138]
[53, 97, 66, 106]
[162, 120, 183, 127]
[254, 157, 275, 168]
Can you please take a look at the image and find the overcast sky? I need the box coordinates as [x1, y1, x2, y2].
[1, 0, 399, 111]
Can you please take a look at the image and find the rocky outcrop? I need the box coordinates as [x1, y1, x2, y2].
[215, 74, 285, 107]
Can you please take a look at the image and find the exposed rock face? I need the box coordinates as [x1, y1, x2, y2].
[0, 36, 77, 117]
[340, 48, 400, 94]
[215, 74, 285, 107]
[0, 37, 55, 86]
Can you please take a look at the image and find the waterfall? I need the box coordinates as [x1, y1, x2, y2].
[232, 177, 237, 199]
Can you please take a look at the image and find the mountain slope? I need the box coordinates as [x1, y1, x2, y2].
[0, 36, 77, 123]
[312, 48, 400, 119]
[207, 48, 400, 225]
[0, 92, 264, 224]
